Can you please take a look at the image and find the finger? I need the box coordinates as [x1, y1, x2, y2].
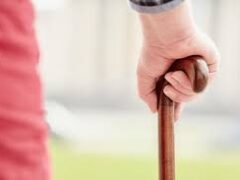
[163, 85, 196, 103]
[137, 53, 174, 113]
[174, 103, 185, 122]
[142, 92, 157, 113]
[171, 71, 192, 90]
[137, 68, 158, 113]
[165, 71, 195, 96]
[194, 33, 220, 74]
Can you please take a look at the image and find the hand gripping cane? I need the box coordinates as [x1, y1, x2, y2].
[156, 56, 209, 180]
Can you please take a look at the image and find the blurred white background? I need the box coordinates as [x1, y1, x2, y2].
[31, 0, 240, 156]
[34, 0, 240, 112]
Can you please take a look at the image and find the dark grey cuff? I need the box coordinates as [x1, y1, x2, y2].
[129, 0, 185, 13]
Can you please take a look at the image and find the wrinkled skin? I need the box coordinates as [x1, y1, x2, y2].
[137, 1, 220, 120]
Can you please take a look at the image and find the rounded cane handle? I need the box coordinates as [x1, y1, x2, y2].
[156, 56, 209, 107]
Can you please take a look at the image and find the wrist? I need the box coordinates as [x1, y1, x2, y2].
[139, 1, 197, 47]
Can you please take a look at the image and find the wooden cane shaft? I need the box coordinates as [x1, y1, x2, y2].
[159, 102, 175, 180]
[157, 56, 209, 180]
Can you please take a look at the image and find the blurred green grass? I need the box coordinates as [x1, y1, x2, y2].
[51, 141, 240, 180]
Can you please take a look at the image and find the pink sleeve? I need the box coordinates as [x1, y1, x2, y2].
[0, 1, 50, 179]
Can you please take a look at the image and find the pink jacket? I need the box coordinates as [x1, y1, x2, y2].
[0, 1, 50, 179]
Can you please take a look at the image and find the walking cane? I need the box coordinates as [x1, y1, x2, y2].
[156, 56, 209, 180]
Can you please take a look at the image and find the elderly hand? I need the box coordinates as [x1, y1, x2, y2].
[137, 1, 220, 120]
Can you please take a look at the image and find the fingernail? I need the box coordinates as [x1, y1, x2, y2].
[166, 72, 173, 77]
[165, 75, 170, 81]
[164, 91, 171, 99]
[163, 87, 168, 94]
[163, 86, 170, 94]
[171, 72, 178, 78]
[164, 87, 176, 99]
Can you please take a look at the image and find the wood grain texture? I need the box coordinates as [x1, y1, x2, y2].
[156, 56, 209, 180]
